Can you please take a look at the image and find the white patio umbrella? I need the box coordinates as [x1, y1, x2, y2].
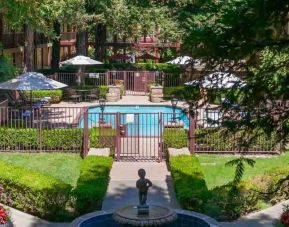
[0, 72, 67, 109]
[166, 56, 194, 65]
[59, 55, 103, 66]
[59, 55, 103, 85]
[184, 72, 245, 89]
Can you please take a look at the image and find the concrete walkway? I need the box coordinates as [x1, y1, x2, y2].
[102, 161, 180, 211]
[51, 95, 188, 108]
[222, 199, 289, 227]
[1, 204, 69, 227]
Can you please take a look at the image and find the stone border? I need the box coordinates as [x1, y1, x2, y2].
[69, 209, 220, 227]
[168, 147, 190, 157]
[175, 209, 220, 227]
[70, 210, 113, 227]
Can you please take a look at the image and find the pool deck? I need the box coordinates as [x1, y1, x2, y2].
[50, 95, 188, 108]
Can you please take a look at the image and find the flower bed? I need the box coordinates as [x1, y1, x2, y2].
[0, 206, 9, 226]
[280, 204, 289, 227]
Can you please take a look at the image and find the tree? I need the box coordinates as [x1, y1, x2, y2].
[0, 0, 85, 71]
[0, 44, 17, 82]
[177, 0, 289, 180]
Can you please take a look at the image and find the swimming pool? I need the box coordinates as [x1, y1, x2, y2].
[80, 105, 189, 136]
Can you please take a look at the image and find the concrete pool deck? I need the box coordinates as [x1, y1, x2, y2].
[50, 95, 188, 108]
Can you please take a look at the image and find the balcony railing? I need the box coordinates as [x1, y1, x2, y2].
[61, 32, 76, 41]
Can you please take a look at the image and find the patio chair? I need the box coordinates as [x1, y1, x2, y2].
[85, 88, 100, 102]
[67, 88, 82, 103]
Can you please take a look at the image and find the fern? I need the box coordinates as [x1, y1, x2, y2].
[226, 156, 255, 184]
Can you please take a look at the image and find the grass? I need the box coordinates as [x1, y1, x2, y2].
[197, 151, 289, 189]
[0, 153, 82, 186]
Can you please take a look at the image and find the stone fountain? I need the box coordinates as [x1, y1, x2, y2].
[112, 169, 177, 226]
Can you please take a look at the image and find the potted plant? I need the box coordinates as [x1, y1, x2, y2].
[280, 204, 289, 227]
[0, 205, 11, 227]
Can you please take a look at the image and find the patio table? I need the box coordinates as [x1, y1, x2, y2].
[76, 89, 91, 101]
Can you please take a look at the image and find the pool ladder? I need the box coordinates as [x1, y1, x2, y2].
[135, 105, 140, 110]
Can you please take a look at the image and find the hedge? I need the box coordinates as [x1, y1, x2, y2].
[0, 161, 72, 220]
[0, 128, 83, 151]
[24, 90, 63, 103]
[169, 155, 210, 211]
[88, 63, 181, 74]
[163, 86, 185, 100]
[0, 127, 118, 151]
[72, 156, 113, 214]
[164, 128, 277, 152]
[89, 128, 116, 151]
[164, 129, 188, 150]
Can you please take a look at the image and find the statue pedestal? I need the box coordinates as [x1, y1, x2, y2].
[137, 205, 149, 215]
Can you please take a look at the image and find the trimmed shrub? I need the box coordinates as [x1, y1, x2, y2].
[163, 86, 185, 100]
[42, 129, 83, 150]
[72, 156, 113, 214]
[164, 129, 188, 150]
[169, 155, 210, 211]
[0, 128, 83, 151]
[0, 161, 72, 220]
[163, 128, 277, 152]
[206, 182, 259, 220]
[24, 90, 63, 103]
[195, 128, 277, 152]
[89, 128, 116, 151]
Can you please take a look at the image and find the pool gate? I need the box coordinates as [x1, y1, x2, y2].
[84, 112, 192, 161]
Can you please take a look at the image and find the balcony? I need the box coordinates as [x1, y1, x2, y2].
[2, 33, 24, 49]
[60, 32, 76, 46]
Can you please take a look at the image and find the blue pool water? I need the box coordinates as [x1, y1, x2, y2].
[80, 105, 189, 136]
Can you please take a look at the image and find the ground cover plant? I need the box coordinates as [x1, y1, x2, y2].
[0, 153, 112, 221]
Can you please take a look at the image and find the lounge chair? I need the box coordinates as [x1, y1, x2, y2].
[85, 88, 100, 102]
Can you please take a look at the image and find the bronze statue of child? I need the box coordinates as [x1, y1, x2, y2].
[136, 168, 152, 206]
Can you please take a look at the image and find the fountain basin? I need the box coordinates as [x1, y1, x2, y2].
[113, 205, 177, 226]
[70, 209, 220, 227]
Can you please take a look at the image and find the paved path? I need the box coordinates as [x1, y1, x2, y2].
[222, 199, 289, 227]
[1, 204, 69, 227]
[102, 162, 180, 211]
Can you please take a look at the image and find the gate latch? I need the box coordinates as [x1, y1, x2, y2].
[119, 124, 126, 136]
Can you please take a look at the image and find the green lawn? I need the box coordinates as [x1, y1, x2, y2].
[198, 152, 289, 189]
[0, 153, 82, 186]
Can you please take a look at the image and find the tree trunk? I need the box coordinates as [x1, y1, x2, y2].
[24, 24, 34, 71]
[76, 29, 86, 55]
[113, 34, 117, 55]
[51, 21, 60, 72]
[94, 24, 106, 61]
